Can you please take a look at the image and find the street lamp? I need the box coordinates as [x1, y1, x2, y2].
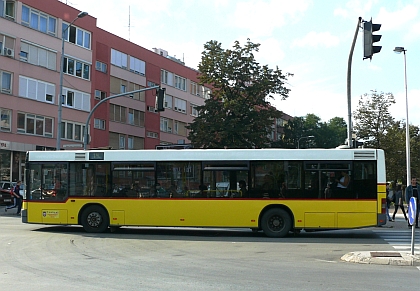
[393, 46, 410, 186]
[56, 11, 88, 150]
[298, 135, 314, 149]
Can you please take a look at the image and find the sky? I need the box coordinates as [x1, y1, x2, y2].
[61, 0, 420, 126]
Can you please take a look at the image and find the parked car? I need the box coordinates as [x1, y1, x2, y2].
[0, 181, 16, 191]
[0, 181, 20, 205]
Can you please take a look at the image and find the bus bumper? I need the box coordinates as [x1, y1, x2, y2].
[377, 213, 386, 226]
[21, 209, 27, 223]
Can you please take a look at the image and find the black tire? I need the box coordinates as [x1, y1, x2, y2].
[81, 205, 109, 233]
[261, 208, 292, 238]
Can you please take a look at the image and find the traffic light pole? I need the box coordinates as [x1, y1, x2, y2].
[83, 85, 160, 150]
[346, 17, 362, 148]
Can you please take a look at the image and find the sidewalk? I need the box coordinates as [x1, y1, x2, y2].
[341, 210, 420, 266]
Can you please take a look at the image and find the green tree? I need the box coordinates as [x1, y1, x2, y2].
[317, 117, 347, 148]
[187, 39, 291, 149]
[277, 114, 346, 149]
[380, 120, 407, 182]
[353, 90, 395, 148]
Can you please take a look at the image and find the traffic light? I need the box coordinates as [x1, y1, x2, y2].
[155, 88, 165, 112]
[363, 18, 381, 60]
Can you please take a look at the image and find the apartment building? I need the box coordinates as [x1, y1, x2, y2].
[0, 0, 210, 182]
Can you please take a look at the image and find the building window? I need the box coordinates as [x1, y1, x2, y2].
[110, 104, 126, 123]
[190, 81, 200, 96]
[94, 90, 106, 100]
[160, 117, 172, 133]
[20, 41, 57, 70]
[129, 56, 145, 75]
[95, 60, 107, 73]
[119, 135, 125, 149]
[17, 112, 53, 137]
[173, 97, 187, 113]
[62, 23, 90, 49]
[202, 87, 211, 99]
[1, 71, 12, 94]
[0, 0, 15, 19]
[174, 75, 186, 91]
[60, 87, 90, 111]
[64, 91, 74, 107]
[147, 81, 158, 87]
[164, 94, 172, 109]
[128, 108, 144, 127]
[191, 104, 198, 117]
[63, 57, 90, 80]
[22, 5, 56, 36]
[161, 69, 173, 86]
[127, 136, 134, 149]
[60, 121, 85, 141]
[94, 118, 105, 130]
[0, 33, 15, 58]
[174, 121, 187, 137]
[110, 49, 127, 69]
[18, 75, 55, 103]
[0, 108, 11, 132]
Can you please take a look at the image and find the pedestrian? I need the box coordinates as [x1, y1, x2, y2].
[5, 180, 23, 215]
[392, 184, 408, 221]
[386, 182, 393, 222]
[238, 180, 248, 197]
[405, 177, 419, 228]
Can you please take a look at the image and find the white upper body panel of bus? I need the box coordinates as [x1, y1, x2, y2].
[26, 148, 384, 162]
[26, 148, 386, 183]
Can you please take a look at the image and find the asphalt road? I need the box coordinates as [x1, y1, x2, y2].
[1, 205, 419, 291]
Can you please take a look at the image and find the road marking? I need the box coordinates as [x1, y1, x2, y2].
[315, 259, 337, 263]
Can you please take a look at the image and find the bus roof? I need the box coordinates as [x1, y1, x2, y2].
[26, 148, 384, 162]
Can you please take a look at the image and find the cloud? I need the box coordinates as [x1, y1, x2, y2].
[390, 89, 420, 125]
[291, 31, 340, 48]
[333, 0, 378, 19]
[255, 38, 286, 64]
[272, 84, 349, 122]
[231, 0, 311, 37]
[376, 4, 419, 31]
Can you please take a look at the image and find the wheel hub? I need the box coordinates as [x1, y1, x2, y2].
[87, 212, 102, 227]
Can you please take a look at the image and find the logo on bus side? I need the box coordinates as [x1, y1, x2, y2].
[42, 211, 59, 218]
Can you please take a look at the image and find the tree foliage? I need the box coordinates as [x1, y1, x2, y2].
[276, 114, 347, 149]
[353, 90, 395, 148]
[187, 39, 291, 149]
[353, 90, 420, 183]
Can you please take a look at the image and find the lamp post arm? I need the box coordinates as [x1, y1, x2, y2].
[83, 85, 160, 150]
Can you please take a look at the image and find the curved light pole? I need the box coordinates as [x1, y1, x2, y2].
[56, 11, 88, 150]
[298, 135, 314, 149]
[393, 46, 410, 186]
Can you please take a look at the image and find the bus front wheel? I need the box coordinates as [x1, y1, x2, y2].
[81, 205, 109, 233]
[261, 208, 292, 238]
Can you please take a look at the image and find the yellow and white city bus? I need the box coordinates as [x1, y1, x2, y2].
[22, 148, 386, 237]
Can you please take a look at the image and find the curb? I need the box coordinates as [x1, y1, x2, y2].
[341, 251, 420, 266]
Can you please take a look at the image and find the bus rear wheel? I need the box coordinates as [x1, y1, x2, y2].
[81, 205, 109, 233]
[261, 208, 291, 238]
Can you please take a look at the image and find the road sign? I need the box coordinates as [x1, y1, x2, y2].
[408, 197, 417, 226]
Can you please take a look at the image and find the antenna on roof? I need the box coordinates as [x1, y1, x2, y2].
[128, 6, 131, 41]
